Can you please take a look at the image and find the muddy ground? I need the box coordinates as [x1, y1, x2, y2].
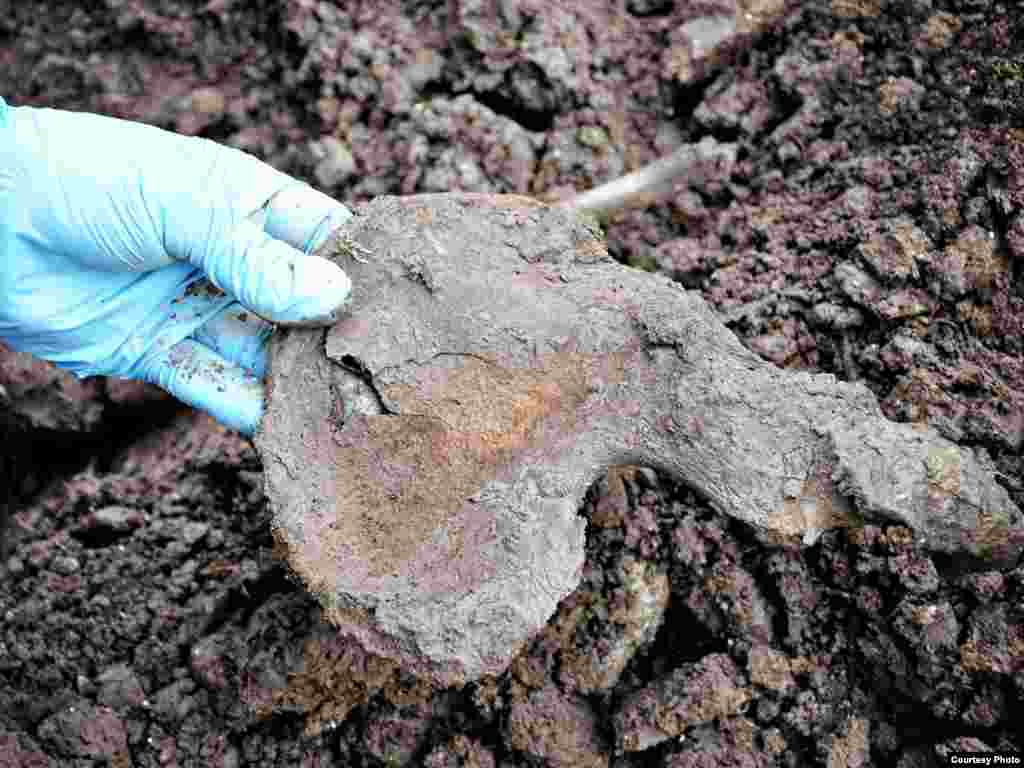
[1, 0, 1023, 766]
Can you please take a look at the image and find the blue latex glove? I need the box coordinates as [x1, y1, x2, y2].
[0, 97, 354, 436]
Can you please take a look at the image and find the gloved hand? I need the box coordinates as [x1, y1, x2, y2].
[0, 97, 354, 437]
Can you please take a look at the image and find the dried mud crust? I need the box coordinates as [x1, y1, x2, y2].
[256, 192, 1021, 690]
[1, 0, 1023, 766]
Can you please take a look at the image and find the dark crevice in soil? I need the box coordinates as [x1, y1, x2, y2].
[759, 89, 805, 144]
[0, 397, 186, 559]
[669, 80, 711, 127]
[202, 565, 294, 643]
[192, 116, 240, 144]
[417, 79, 461, 104]
[15, 398, 185, 491]
[474, 88, 555, 133]
[645, 598, 721, 673]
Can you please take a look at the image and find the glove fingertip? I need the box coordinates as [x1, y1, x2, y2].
[266, 254, 353, 327]
[259, 184, 353, 255]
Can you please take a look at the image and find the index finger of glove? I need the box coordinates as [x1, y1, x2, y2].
[197, 218, 353, 327]
[255, 183, 354, 256]
[171, 143, 356, 326]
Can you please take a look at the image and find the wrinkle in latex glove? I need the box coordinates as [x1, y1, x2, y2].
[0, 98, 358, 436]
